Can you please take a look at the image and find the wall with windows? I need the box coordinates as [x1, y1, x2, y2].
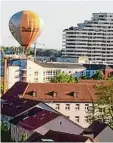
[75, 69, 97, 78]
[26, 60, 43, 83]
[46, 102, 92, 128]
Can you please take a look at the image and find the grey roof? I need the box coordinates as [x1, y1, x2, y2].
[36, 61, 84, 69]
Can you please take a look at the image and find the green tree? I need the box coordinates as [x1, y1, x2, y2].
[0, 82, 4, 94]
[51, 72, 77, 83]
[92, 70, 105, 80]
[21, 131, 28, 142]
[88, 81, 113, 128]
[108, 72, 113, 81]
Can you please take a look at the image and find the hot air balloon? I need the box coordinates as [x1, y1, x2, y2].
[9, 10, 43, 50]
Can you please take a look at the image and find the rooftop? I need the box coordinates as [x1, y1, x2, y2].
[26, 130, 92, 142]
[1, 95, 40, 117]
[85, 120, 109, 138]
[2, 81, 104, 102]
[10, 107, 59, 131]
[36, 61, 84, 69]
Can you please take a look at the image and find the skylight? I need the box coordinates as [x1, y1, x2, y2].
[41, 139, 54, 142]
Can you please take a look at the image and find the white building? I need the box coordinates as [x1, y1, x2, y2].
[62, 13, 113, 65]
[7, 66, 20, 89]
[7, 59, 85, 89]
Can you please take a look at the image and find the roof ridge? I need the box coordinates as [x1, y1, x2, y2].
[22, 82, 30, 98]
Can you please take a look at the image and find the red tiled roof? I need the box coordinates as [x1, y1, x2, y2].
[3, 80, 110, 102]
[23, 82, 97, 102]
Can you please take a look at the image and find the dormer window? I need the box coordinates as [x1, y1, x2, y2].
[53, 91, 57, 97]
[69, 91, 77, 97]
[46, 91, 57, 97]
[33, 91, 37, 97]
[73, 92, 77, 97]
[26, 91, 37, 97]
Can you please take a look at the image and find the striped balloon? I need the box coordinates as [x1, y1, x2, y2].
[9, 10, 43, 49]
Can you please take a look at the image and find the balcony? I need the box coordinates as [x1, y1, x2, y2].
[21, 77, 27, 82]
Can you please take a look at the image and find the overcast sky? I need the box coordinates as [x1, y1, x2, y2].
[1, 0, 113, 49]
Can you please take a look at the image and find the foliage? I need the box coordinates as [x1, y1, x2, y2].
[92, 70, 105, 80]
[0, 82, 4, 93]
[51, 72, 77, 83]
[79, 75, 91, 80]
[1, 46, 34, 56]
[108, 72, 113, 80]
[88, 81, 113, 128]
[21, 131, 28, 142]
[1, 122, 14, 142]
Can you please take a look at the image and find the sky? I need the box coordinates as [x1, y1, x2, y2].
[1, 0, 113, 50]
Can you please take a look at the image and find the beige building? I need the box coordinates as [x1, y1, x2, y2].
[3, 81, 98, 128]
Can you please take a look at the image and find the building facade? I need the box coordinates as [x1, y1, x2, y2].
[62, 13, 113, 65]
[7, 59, 113, 90]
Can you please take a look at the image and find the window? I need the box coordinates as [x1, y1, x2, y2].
[34, 71, 38, 76]
[55, 104, 60, 110]
[84, 116, 89, 122]
[75, 104, 80, 110]
[75, 116, 79, 122]
[65, 104, 70, 110]
[85, 104, 89, 111]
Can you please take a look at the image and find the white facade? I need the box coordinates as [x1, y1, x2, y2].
[7, 66, 20, 89]
[46, 102, 92, 128]
[7, 60, 85, 88]
[62, 13, 113, 65]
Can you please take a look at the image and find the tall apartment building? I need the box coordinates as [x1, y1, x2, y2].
[62, 13, 113, 65]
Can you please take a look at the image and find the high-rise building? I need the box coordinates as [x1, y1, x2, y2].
[62, 13, 113, 65]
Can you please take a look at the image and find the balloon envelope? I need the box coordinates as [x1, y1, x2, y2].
[9, 10, 43, 48]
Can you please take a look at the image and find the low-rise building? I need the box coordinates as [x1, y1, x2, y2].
[83, 120, 113, 142]
[2, 81, 99, 128]
[10, 106, 83, 142]
[6, 59, 113, 90]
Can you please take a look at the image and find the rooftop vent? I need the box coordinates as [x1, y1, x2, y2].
[23, 100, 27, 103]
[23, 116, 29, 120]
[33, 114, 36, 117]
[40, 117, 44, 120]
